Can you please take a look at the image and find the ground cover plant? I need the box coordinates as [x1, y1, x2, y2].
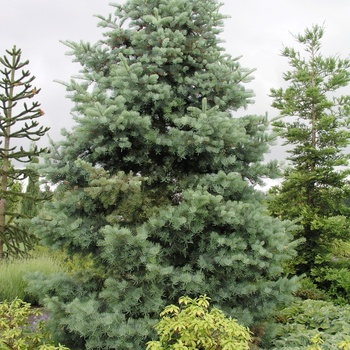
[268, 299, 350, 349]
[26, 0, 300, 348]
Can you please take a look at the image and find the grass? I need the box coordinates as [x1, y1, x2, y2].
[0, 247, 66, 304]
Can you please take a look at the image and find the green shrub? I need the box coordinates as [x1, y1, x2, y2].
[293, 277, 328, 301]
[270, 299, 350, 349]
[0, 249, 66, 304]
[312, 267, 350, 305]
[147, 295, 251, 350]
[0, 298, 69, 350]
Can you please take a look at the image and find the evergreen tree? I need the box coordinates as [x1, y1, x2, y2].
[0, 46, 49, 257]
[0, 159, 22, 215]
[20, 149, 40, 219]
[268, 25, 350, 275]
[29, 1, 299, 348]
[0, 46, 49, 258]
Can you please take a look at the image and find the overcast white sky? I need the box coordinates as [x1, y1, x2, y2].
[1, 1, 350, 162]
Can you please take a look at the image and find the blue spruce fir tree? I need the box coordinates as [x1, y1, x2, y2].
[29, 0, 299, 348]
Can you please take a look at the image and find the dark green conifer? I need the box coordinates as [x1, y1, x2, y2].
[29, 1, 299, 348]
[268, 25, 350, 276]
[0, 46, 49, 257]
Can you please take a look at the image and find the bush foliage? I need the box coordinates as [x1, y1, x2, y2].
[270, 299, 350, 349]
[312, 267, 350, 305]
[0, 298, 69, 350]
[147, 295, 251, 350]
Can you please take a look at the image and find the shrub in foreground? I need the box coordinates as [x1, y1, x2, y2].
[147, 295, 251, 350]
[0, 298, 69, 350]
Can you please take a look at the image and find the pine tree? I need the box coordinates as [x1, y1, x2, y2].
[29, 1, 299, 348]
[0, 46, 49, 257]
[268, 25, 350, 275]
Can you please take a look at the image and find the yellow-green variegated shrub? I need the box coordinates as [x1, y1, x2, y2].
[147, 295, 251, 350]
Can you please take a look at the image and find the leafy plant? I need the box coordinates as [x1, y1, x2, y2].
[0, 298, 69, 350]
[270, 299, 350, 349]
[147, 295, 251, 350]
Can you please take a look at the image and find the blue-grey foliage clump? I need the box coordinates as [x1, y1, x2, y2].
[28, 0, 299, 348]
